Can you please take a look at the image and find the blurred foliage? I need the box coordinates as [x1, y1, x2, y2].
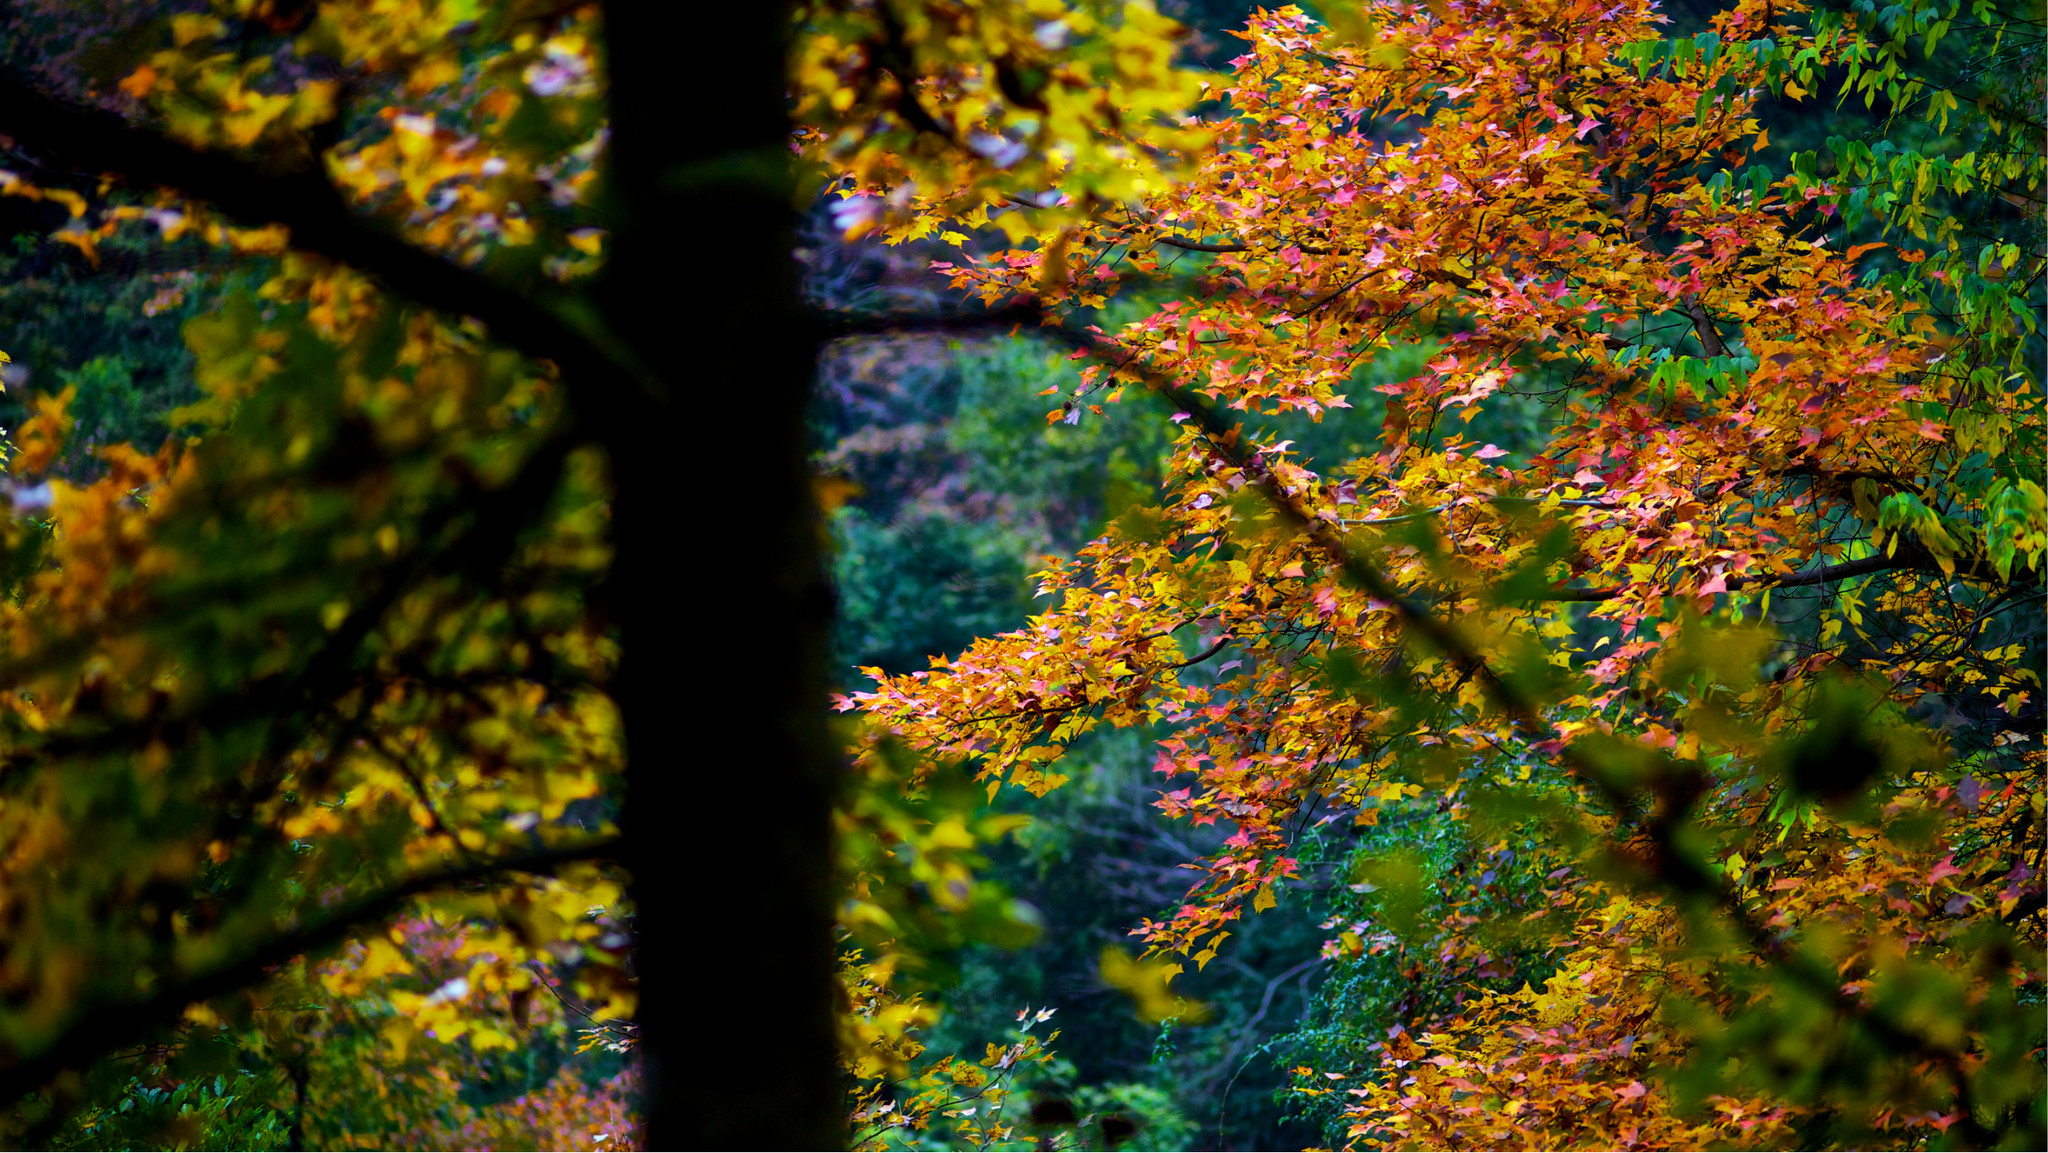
[0, 0, 641, 1146]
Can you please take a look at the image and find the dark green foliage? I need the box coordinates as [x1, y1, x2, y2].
[0, 225, 246, 475]
[47, 1071, 292, 1153]
[920, 729, 1330, 1152]
[816, 330, 1176, 679]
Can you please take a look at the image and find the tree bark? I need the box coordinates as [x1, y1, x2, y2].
[598, 3, 841, 1148]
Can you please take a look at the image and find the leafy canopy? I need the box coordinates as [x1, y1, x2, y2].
[830, 0, 2045, 1147]
[0, 0, 2034, 1147]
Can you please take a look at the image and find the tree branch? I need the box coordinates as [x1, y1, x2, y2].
[1538, 548, 2034, 602]
[819, 302, 1043, 338]
[1153, 235, 1250, 253]
[1164, 633, 1231, 669]
[0, 76, 664, 428]
[1043, 321, 1986, 1083]
[0, 838, 623, 1107]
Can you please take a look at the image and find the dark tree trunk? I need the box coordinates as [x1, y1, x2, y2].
[598, 3, 841, 1147]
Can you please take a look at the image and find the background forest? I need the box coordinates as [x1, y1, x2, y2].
[0, 0, 2040, 1150]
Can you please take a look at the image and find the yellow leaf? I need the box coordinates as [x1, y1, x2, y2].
[1100, 946, 1209, 1022]
[359, 937, 413, 981]
[380, 1017, 419, 1062]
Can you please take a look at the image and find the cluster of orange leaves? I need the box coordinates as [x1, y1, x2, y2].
[836, 0, 2044, 1144]
[1293, 759, 2041, 1149]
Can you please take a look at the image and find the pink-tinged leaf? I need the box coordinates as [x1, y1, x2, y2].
[1618, 1081, 1649, 1101]
[1916, 420, 1947, 441]
[1698, 573, 1728, 595]
[1927, 856, 1964, 885]
[1475, 443, 1508, 459]
[1572, 468, 1604, 486]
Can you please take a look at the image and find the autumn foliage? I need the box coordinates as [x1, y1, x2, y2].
[0, 1, 644, 1144]
[0, 0, 2035, 1148]
[824, 0, 2044, 1147]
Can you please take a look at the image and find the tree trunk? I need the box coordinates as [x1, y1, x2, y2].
[598, 4, 841, 1146]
